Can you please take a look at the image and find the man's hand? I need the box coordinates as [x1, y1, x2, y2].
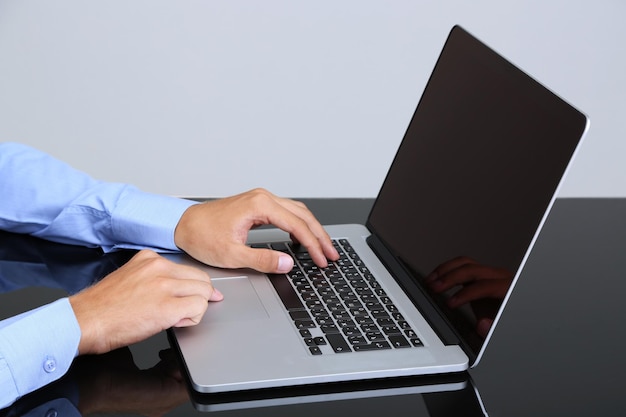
[69, 250, 223, 355]
[174, 188, 339, 273]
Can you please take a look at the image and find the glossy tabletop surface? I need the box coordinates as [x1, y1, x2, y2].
[1, 198, 624, 416]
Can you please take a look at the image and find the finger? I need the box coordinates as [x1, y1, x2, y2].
[164, 277, 224, 302]
[155, 260, 223, 301]
[261, 201, 335, 268]
[277, 198, 339, 261]
[235, 189, 337, 266]
[169, 294, 212, 327]
[227, 245, 294, 274]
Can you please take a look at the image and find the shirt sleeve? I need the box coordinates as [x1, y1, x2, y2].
[0, 298, 81, 409]
[0, 142, 197, 251]
[0, 143, 199, 407]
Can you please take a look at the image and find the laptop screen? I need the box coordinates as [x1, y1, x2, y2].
[366, 26, 587, 357]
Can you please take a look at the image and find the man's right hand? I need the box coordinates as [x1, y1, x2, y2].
[69, 250, 223, 355]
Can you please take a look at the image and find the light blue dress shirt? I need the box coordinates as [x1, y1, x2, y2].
[0, 142, 197, 408]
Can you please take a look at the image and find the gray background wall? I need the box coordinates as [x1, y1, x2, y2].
[0, 0, 624, 198]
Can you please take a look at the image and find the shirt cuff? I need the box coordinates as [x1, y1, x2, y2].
[109, 189, 197, 252]
[0, 298, 81, 407]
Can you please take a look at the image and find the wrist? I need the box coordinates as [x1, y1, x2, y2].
[69, 292, 106, 355]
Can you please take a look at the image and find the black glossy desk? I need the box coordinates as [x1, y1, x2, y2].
[1, 198, 625, 416]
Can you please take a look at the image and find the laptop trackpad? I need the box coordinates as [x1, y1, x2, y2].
[205, 276, 269, 324]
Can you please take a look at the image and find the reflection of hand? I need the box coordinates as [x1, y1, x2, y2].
[75, 348, 188, 417]
[174, 188, 339, 273]
[69, 250, 224, 355]
[425, 256, 513, 337]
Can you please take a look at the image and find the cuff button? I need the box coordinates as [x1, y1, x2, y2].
[43, 356, 57, 373]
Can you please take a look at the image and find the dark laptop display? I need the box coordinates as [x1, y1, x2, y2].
[367, 26, 588, 359]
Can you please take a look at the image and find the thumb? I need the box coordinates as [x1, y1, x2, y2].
[239, 246, 294, 273]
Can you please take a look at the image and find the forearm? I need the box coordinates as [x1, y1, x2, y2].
[0, 142, 195, 251]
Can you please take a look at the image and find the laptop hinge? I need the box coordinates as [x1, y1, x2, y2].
[366, 234, 477, 363]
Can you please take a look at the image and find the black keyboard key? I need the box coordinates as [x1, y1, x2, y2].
[377, 318, 394, 326]
[313, 337, 327, 346]
[372, 309, 390, 319]
[315, 317, 333, 326]
[361, 323, 379, 333]
[389, 335, 411, 348]
[348, 335, 368, 345]
[270, 242, 290, 252]
[289, 310, 311, 321]
[320, 324, 340, 334]
[399, 321, 412, 330]
[295, 251, 312, 261]
[306, 299, 323, 309]
[296, 283, 313, 293]
[356, 317, 375, 326]
[326, 333, 351, 353]
[365, 331, 386, 342]
[405, 329, 418, 339]
[294, 319, 316, 329]
[342, 326, 361, 337]
[311, 309, 331, 320]
[309, 346, 323, 355]
[411, 338, 423, 347]
[382, 325, 400, 335]
[353, 341, 391, 351]
[302, 292, 319, 302]
[336, 319, 356, 329]
[386, 303, 399, 313]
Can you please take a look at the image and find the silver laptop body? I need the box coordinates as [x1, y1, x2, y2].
[168, 25, 589, 394]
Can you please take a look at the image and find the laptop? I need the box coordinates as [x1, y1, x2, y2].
[167, 25, 589, 394]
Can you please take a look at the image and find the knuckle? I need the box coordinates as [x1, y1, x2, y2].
[293, 200, 307, 209]
[153, 275, 174, 292]
[256, 249, 274, 270]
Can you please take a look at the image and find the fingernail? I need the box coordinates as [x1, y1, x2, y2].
[211, 288, 223, 300]
[277, 255, 294, 273]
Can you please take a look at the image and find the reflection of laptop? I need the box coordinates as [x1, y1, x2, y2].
[168, 25, 588, 394]
[187, 372, 486, 416]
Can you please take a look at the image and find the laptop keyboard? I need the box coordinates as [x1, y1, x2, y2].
[256, 239, 423, 355]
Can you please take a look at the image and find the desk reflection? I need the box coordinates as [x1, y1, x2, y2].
[0, 230, 134, 299]
[3, 350, 486, 417]
[1, 348, 188, 417]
